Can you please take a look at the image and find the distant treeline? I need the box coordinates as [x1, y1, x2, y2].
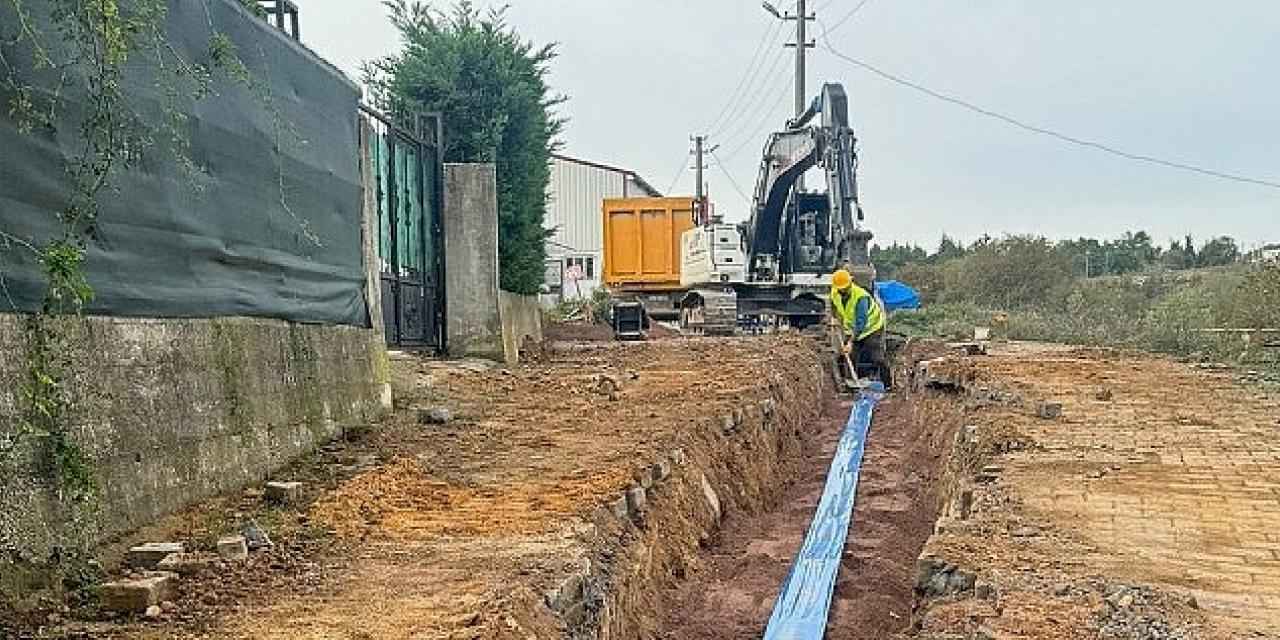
[881, 231, 1280, 371]
[872, 231, 1249, 281]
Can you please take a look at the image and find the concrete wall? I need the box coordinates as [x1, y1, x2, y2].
[499, 291, 544, 366]
[443, 163, 503, 359]
[0, 315, 383, 580]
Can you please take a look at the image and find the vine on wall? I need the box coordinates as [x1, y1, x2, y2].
[0, 0, 287, 526]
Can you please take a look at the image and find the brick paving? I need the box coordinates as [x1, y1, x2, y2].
[984, 346, 1280, 636]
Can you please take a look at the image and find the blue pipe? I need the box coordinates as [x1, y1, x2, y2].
[762, 383, 884, 639]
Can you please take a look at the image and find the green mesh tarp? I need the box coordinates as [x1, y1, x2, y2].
[0, 0, 367, 326]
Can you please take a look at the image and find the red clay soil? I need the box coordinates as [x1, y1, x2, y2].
[543, 319, 678, 343]
[543, 319, 616, 342]
[657, 391, 959, 639]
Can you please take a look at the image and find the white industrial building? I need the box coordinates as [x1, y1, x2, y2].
[1260, 243, 1280, 264]
[543, 154, 661, 302]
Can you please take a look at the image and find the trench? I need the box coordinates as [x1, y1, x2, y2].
[574, 349, 966, 640]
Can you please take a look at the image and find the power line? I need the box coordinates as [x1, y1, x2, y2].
[824, 0, 876, 35]
[664, 151, 691, 195]
[816, 26, 1280, 192]
[704, 17, 787, 137]
[710, 27, 793, 141]
[712, 53, 793, 153]
[719, 75, 795, 162]
[706, 2, 796, 139]
[709, 150, 752, 203]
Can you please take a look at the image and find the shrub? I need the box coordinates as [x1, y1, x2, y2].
[1220, 265, 1280, 330]
[939, 236, 1073, 309]
[891, 302, 989, 340]
[1140, 286, 1218, 356]
[896, 262, 945, 304]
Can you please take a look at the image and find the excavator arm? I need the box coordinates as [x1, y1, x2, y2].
[741, 83, 867, 283]
[743, 129, 820, 278]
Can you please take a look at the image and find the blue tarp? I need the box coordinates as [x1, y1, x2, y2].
[875, 280, 921, 311]
[762, 384, 884, 639]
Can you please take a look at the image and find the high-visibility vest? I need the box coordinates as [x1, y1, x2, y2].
[831, 284, 885, 341]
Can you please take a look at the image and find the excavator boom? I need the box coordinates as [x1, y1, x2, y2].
[741, 83, 869, 284]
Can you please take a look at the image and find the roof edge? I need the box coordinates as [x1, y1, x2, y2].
[551, 153, 663, 196]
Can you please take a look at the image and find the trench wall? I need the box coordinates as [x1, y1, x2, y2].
[530, 342, 829, 638]
[0, 315, 383, 598]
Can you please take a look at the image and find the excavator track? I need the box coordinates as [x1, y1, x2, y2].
[680, 290, 738, 336]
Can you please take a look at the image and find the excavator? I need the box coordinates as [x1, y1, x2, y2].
[679, 82, 876, 335]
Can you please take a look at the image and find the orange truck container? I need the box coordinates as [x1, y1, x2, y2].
[602, 197, 696, 292]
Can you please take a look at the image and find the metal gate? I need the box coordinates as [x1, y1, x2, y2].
[362, 106, 445, 349]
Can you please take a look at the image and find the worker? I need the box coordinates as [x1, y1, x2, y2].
[830, 269, 892, 389]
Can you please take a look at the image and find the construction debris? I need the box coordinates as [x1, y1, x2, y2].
[216, 535, 249, 561]
[240, 521, 273, 551]
[101, 572, 178, 613]
[125, 543, 184, 570]
[265, 481, 304, 506]
[417, 407, 453, 425]
[155, 553, 215, 577]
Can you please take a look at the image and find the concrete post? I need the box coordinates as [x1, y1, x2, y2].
[443, 163, 503, 359]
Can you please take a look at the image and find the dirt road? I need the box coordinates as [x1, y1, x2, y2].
[912, 343, 1280, 640]
[19, 334, 1280, 640]
[33, 335, 826, 640]
[656, 381, 961, 638]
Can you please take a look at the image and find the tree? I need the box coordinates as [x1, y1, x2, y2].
[896, 262, 944, 303]
[1055, 237, 1104, 277]
[1101, 231, 1158, 275]
[944, 235, 1073, 309]
[870, 242, 927, 279]
[367, 0, 565, 294]
[1197, 236, 1240, 268]
[1161, 235, 1197, 271]
[931, 234, 967, 264]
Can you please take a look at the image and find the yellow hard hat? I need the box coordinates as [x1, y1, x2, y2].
[832, 269, 853, 290]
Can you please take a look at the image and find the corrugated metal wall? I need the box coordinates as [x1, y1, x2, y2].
[545, 157, 627, 258]
[544, 157, 627, 300]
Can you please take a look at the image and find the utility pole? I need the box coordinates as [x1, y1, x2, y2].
[790, 0, 811, 120]
[694, 135, 705, 225]
[691, 134, 718, 226]
[769, 0, 814, 189]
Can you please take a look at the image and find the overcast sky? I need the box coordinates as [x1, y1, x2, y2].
[304, 1, 1280, 251]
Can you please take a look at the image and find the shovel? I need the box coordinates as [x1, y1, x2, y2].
[841, 337, 871, 391]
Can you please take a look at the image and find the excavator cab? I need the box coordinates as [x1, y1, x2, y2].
[784, 192, 837, 275]
[681, 81, 882, 335]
